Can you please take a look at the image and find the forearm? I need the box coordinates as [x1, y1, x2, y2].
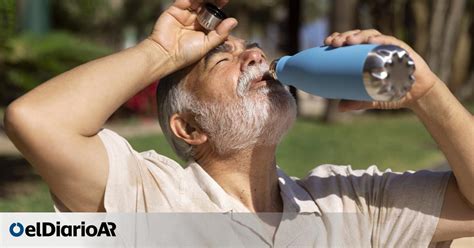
[411, 81, 474, 205]
[6, 39, 172, 136]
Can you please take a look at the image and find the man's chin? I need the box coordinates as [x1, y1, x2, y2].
[252, 80, 287, 97]
[256, 87, 297, 146]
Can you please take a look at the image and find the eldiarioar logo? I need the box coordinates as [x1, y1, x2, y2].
[8, 221, 116, 237]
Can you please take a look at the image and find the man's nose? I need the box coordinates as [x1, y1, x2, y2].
[240, 50, 265, 71]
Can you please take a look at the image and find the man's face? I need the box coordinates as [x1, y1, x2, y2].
[183, 36, 296, 155]
[185, 36, 275, 102]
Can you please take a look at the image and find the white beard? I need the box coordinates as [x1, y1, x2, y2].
[190, 63, 297, 156]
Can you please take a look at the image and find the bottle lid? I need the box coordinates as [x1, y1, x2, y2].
[363, 45, 416, 101]
[268, 59, 279, 80]
[197, 3, 227, 31]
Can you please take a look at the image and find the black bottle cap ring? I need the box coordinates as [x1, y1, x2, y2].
[197, 3, 227, 31]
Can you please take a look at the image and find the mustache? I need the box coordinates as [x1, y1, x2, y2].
[236, 63, 270, 97]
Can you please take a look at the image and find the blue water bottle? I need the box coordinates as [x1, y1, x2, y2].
[268, 44, 416, 101]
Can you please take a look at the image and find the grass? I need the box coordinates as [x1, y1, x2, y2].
[277, 115, 443, 177]
[0, 181, 53, 212]
[2, 99, 473, 212]
[466, 100, 474, 112]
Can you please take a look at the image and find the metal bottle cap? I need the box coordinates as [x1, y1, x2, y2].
[197, 3, 227, 31]
[363, 45, 416, 101]
[268, 59, 279, 80]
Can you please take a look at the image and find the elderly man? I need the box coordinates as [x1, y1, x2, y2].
[4, 0, 473, 246]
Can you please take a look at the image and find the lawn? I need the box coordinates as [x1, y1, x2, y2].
[0, 181, 52, 211]
[2, 100, 473, 212]
[277, 114, 443, 177]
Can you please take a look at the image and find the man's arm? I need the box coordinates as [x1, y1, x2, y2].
[3, 0, 237, 212]
[411, 80, 474, 242]
[412, 80, 474, 206]
[325, 29, 474, 241]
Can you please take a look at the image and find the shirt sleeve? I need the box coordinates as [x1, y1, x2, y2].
[360, 166, 451, 247]
[303, 164, 452, 247]
[52, 128, 147, 212]
[98, 128, 147, 212]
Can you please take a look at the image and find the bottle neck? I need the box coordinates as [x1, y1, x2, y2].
[269, 59, 279, 80]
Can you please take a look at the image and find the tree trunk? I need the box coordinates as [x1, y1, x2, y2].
[369, 0, 392, 34]
[323, 0, 358, 123]
[410, 0, 430, 57]
[450, 12, 472, 99]
[392, 0, 408, 39]
[286, 0, 301, 115]
[331, 0, 359, 32]
[428, 0, 448, 73]
[439, 0, 467, 83]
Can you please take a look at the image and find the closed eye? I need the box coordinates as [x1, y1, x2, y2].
[215, 58, 229, 65]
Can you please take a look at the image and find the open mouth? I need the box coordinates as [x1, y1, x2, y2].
[250, 72, 275, 88]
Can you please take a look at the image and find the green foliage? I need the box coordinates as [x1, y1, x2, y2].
[0, 0, 16, 47]
[0, 32, 111, 104]
[465, 100, 474, 113]
[0, 182, 53, 212]
[129, 134, 183, 163]
[50, 0, 165, 43]
[50, 0, 114, 32]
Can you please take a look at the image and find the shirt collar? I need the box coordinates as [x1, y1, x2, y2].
[185, 161, 321, 215]
[185, 161, 248, 213]
[276, 167, 321, 215]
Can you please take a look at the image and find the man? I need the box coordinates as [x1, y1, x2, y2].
[4, 0, 473, 246]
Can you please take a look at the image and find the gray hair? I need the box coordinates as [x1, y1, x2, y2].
[156, 68, 195, 161]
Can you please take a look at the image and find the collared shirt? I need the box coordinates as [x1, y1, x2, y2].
[54, 129, 452, 247]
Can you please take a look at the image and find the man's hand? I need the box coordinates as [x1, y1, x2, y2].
[324, 29, 440, 111]
[149, 0, 237, 73]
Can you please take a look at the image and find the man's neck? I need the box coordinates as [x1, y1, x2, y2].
[196, 145, 283, 213]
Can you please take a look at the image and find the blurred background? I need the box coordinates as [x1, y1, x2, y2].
[0, 0, 473, 230]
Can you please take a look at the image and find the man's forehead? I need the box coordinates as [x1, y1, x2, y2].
[184, 36, 263, 94]
[203, 37, 244, 61]
[218, 36, 262, 52]
[202, 36, 262, 66]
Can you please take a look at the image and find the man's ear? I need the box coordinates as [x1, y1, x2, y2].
[169, 113, 208, 146]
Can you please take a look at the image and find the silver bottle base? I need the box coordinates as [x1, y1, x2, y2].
[363, 45, 416, 101]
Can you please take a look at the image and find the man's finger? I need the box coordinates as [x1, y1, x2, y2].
[205, 18, 238, 48]
[190, 0, 205, 11]
[173, 0, 201, 9]
[343, 29, 382, 45]
[214, 0, 229, 8]
[324, 32, 340, 46]
[366, 35, 413, 54]
[330, 30, 361, 47]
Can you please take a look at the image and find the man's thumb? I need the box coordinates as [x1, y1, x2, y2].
[206, 18, 238, 47]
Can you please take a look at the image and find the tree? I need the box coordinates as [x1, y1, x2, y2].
[322, 0, 359, 123]
[0, 0, 16, 106]
[286, 0, 302, 114]
[411, 0, 471, 98]
[357, 0, 473, 100]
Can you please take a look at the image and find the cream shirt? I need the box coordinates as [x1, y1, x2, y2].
[54, 129, 452, 247]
